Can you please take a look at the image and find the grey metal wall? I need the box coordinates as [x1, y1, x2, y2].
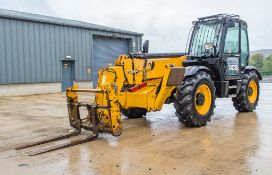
[0, 17, 142, 84]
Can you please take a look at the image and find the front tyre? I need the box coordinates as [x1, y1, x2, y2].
[232, 71, 260, 112]
[174, 71, 216, 127]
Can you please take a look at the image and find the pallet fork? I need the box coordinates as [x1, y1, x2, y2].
[15, 87, 108, 156]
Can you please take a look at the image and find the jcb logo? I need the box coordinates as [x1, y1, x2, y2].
[228, 65, 238, 71]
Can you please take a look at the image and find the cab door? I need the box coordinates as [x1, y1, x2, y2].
[223, 21, 241, 80]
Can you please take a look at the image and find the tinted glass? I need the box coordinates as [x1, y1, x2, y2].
[189, 21, 222, 56]
[241, 24, 249, 66]
[224, 22, 239, 53]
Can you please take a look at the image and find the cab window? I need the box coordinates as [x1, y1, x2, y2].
[224, 22, 239, 54]
[241, 24, 249, 66]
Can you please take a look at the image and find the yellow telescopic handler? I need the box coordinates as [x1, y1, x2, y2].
[16, 14, 261, 155]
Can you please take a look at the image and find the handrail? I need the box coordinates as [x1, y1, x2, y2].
[128, 52, 186, 59]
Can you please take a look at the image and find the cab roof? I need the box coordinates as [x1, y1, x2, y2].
[196, 14, 247, 26]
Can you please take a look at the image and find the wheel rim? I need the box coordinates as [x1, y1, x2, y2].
[248, 80, 258, 104]
[195, 84, 212, 116]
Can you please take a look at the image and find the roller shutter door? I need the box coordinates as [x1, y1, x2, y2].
[93, 36, 129, 86]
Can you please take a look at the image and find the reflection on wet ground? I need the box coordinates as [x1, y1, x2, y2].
[0, 83, 271, 175]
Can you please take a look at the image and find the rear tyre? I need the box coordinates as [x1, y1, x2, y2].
[232, 71, 260, 112]
[121, 108, 147, 118]
[174, 71, 216, 127]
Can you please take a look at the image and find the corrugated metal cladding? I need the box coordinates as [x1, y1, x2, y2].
[93, 36, 130, 85]
[0, 9, 143, 84]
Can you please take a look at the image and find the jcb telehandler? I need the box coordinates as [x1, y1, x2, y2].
[17, 14, 261, 155]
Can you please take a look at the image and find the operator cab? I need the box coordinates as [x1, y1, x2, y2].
[184, 14, 250, 82]
[174, 14, 260, 127]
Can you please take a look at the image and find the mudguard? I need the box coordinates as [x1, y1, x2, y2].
[245, 66, 262, 80]
[184, 66, 214, 78]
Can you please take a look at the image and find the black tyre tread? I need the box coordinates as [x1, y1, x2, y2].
[174, 71, 215, 127]
[121, 108, 147, 118]
[232, 71, 260, 112]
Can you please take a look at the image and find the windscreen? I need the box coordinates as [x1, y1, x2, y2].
[189, 21, 222, 57]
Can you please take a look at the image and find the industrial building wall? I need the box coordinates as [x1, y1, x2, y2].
[0, 16, 142, 86]
[0, 15, 142, 96]
[0, 17, 92, 84]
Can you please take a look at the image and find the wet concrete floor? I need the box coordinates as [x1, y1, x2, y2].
[0, 83, 271, 175]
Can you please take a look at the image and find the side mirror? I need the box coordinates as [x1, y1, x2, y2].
[204, 43, 216, 56]
[143, 40, 149, 53]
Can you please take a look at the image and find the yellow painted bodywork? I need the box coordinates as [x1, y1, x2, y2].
[67, 54, 187, 136]
[116, 56, 186, 111]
